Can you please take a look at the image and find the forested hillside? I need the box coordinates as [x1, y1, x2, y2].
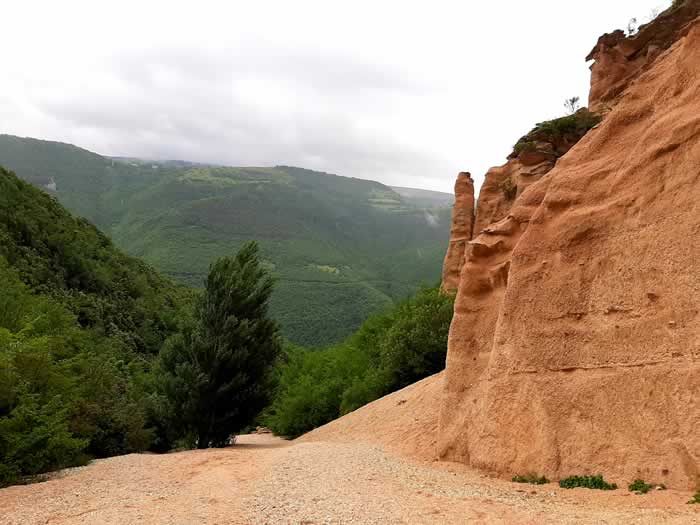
[0, 165, 452, 485]
[0, 167, 188, 485]
[0, 135, 453, 346]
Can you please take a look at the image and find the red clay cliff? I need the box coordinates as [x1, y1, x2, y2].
[439, 7, 700, 489]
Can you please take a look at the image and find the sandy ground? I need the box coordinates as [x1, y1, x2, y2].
[1, 375, 698, 524]
[1, 432, 698, 524]
[0, 434, 286, 525]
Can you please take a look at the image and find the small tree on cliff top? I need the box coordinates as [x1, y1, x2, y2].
[159, 241, 281, 448]
[564, 96, 580, 115]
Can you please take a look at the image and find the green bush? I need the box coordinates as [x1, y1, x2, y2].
[0, 259, 162, 486]
[512, 474, 550, 485]
[511, 110, 601, 159]
[559, 474, 618, 490]
[534, 111, 601, 139]
[628, 479, 666, 494]
[689, 490, 700, 504]
[628, 479, 652, 494]
[512, 141, 537, 155]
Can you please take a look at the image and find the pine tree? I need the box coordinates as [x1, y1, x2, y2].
[159, 241, 281, 448]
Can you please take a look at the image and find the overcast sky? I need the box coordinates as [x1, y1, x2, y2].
[2, 1, 670, 193]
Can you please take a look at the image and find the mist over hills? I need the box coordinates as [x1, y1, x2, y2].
[0, 134, 453, 346]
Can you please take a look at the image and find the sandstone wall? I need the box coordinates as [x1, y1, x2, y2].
[439, 17, 700, 489]
[587, 0, 700, 113]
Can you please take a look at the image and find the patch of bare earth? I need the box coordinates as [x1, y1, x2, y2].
[0, 434, 288, 525]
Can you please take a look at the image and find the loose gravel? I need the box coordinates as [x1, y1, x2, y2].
[1, 434, 697, 524]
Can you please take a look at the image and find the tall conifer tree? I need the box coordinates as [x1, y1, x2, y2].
[160, 241, 280, 447]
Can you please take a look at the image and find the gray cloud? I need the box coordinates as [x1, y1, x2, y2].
[27, 44, 446, 188]
[2, 0, 671, 193]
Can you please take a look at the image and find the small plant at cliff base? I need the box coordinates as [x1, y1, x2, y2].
[628, 479, 666, 494]
[512, 474, 550, 485]
[689, 490, 700, 504]
[499, 176, 517, 201]
[564, 96, 580, 115]
[559, 474, 618, 490]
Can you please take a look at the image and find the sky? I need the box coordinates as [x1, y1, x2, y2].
[2, 1, 671, 194]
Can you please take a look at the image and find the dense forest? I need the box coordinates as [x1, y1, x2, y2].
[0, 167, 188, 484]
[0, 135, 453, 347]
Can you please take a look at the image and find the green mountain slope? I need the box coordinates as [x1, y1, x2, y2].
[0, 135, 453, 346]
[0, 166, 190, 483]
[390, 186, 454, 208]
[0, 166, 186, 354]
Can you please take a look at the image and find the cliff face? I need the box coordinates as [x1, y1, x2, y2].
[439, 13, 700, 489]
[441, 173, 475, 292]
[472, 110, 600, 236]
[587, 0, 700, 112]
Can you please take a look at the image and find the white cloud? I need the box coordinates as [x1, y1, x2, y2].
[1, 0, 671, 193]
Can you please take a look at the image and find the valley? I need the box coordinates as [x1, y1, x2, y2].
[0, 136, 453, 346]
[1, 0, 699, 523]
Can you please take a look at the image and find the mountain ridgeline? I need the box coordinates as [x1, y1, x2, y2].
[0, 135, 453, 346]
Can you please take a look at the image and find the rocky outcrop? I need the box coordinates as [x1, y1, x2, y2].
[587, 0, 700, 112]
[439, 16, 700, 489]
[440, 172, 475, 292]
[473, 110, 600, 235]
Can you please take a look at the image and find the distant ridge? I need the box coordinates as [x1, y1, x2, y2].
[0, 134, 452, 346]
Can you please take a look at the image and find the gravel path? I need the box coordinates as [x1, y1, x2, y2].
[1, 434, 697, 524]
[0, 434, 288, 525]
[247, 441, 698, 524]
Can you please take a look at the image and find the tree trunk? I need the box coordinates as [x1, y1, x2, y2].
[197, 430, 209, 449]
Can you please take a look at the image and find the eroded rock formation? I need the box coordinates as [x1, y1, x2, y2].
[473, 110, 600, 236]
[441, 172, 475, 292]
[587, 0, 700, 112]
[439, 11, 700, 489]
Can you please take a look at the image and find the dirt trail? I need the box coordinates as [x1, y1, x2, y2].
[1, 432, 697, 524]
[0, 434, 287, 525]
[1, 376, 698, 524]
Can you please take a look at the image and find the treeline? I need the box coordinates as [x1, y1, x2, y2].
[263, 287, 454, 437]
